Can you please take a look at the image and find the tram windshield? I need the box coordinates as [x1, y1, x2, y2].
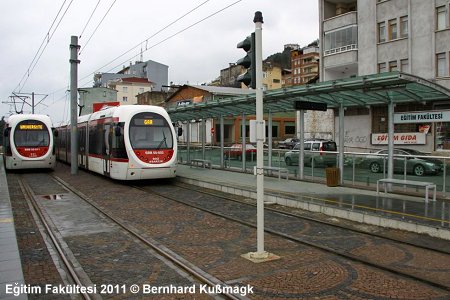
[14, 120, 50, 147]
[129, 112, 173, 149]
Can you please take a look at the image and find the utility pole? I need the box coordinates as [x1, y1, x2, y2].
[70, 36, 80, 175]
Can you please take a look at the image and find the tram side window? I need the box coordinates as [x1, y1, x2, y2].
[111, 123, 127, 159]
[88, 125, 103, 155]
[78, 127, 86, 152]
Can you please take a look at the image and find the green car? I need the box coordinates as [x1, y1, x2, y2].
[284, 140, 337, 167]
[364, 148, 443, 176]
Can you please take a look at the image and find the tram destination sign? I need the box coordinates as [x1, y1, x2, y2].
[394, 110, 450, 124]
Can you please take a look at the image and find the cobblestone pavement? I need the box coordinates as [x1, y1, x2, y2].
[147, 182, 450, 288]
[7, 172, 70, 300]
[51, 164, 450, 300]
[15, 171, 211, 300]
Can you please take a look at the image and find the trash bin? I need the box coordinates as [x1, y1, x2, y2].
[325, 167, 340, 187]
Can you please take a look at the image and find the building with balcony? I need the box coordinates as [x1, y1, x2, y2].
[291, 42, 320, 86]
[319, 0, 450, 152]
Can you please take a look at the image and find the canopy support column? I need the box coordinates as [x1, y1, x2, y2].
[388, 94, 395, 180]
[242, 113, 247, 171]
[268, 111, 273, 167]
[339, 102, 345, 185]
[298, 109, 305, 180]
[220, 116, 224, 168]
[201, 119, 206, 160]
[187, 121, 191, 164]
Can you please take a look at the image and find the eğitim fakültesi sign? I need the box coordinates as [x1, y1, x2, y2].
[394, 110, 450, 124]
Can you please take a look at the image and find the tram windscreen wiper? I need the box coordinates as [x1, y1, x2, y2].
[156, 131, 167, 149]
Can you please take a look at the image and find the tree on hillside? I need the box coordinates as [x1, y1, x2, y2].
[264, 47, 292, 69]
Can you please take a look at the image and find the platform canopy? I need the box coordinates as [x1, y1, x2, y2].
[166, 72, 450, 122]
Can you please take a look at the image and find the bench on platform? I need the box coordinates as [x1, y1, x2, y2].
[376, 178, 436, 203]
[190, 159, 212, 169]
[254, 166, 289, 180]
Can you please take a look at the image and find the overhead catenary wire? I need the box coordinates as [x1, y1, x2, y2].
[77, 0, 241, 86]
[82, 0, 211, 74]
[79, 0, 117, 55]
[45, 0, 244, 118]
[79, 0, 102, 39]
[104, 0, 243, 74]
[13, 0, 75, 94]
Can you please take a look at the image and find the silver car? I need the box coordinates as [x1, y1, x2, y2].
[284, 140, 337, 167]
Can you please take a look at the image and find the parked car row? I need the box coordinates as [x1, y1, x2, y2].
[222, 142, 444, 176]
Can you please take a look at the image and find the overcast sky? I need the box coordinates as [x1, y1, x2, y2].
[0, 0, 319, 123]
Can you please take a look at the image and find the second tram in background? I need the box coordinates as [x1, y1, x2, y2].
[2, 114, 56, 169]
[56, 105, 179, 180]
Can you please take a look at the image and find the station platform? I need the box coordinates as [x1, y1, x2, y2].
[177, 163, 450, 240]
[0, 158, 27, 300]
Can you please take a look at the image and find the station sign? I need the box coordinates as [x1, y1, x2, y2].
[294, 101, 327, 111]
[394, 110, 450, 124]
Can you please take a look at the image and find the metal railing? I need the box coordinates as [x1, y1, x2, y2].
[177, 145, 450, 197]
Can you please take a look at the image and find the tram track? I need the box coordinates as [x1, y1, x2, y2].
[173, 181, 450, 256]
[36, 174, 249, 300]
[132, 181, 450, 293]
[17, 175, 93, 300]
[30, 163, 450, 299]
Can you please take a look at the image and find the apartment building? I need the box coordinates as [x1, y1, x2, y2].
[291, 42, 320, 86]
[319, 0, 450, 152]
[107, 77, 153, 105]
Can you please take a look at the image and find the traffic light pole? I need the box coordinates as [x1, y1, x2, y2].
[242, 12, 279, 263]
[254, 12, 265, 257]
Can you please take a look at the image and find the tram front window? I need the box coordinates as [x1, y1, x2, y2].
[129, 112, 173, 150]
[14, 121, 50, 147]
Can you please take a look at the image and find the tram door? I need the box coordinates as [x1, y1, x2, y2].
[103, 124, 111, 176]
[78, 126, 87, 168]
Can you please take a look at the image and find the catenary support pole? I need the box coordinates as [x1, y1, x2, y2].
[70, 36, 80, 175]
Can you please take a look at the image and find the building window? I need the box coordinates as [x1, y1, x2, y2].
[400, 59, 409, 72]
[123, 87, 128, 93]
[324, 25, 357, 55]
[122, 96, 128, 102]
[388, 19, 397, 40]
[400, 16, 408, 38]
[436, 53, 447, 77]
[436, 6, 446, 30]
[378, 62, 386, 73]
[378, 22, 386, 43]
[389, 61, 398, 71]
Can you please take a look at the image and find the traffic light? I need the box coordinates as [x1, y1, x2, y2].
[236, 32, 256, 89]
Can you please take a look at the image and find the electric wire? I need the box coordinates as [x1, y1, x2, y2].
[14, 0, 75, 93]
[79, 0, 117, 55]
[79, 0, 102, 39]
[104, 0, 243, 74]
[77, 0, 241, 86]
[40, 0, 243, 120]
[82, 0, 211, 75]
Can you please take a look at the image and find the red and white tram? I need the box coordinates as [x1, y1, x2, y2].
[56, 105, 178, 180]
[2, 114, 56, 169]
